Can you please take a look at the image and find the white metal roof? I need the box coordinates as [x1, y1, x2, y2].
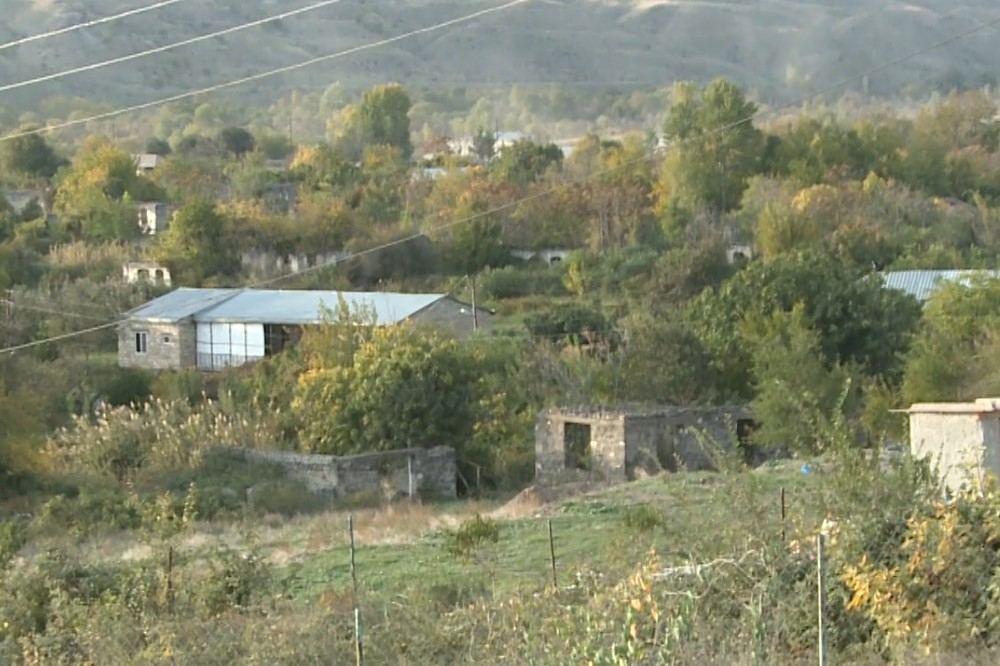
[127, 288, 449, 326]
[881, 270, 1000, 303]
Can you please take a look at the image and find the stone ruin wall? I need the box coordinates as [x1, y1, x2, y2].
[232, 446, 456, 499]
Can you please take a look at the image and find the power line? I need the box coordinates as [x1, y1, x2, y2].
[0, 0, 348, 95]
[2, 7, 999, 355]
[0, 321, 119, 355]
[0, 0, 531, 142]
[0, 0, 190, 53]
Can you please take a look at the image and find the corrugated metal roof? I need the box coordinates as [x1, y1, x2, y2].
[127, 288, 448, 326]
[126, 288, 236, 323]
[881, 270, 1000, 302]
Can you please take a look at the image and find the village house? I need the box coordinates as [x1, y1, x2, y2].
[535, 405, 754, 483]
[122, 261, 172, 286]
[906, 398, 1000, 495]
[882, 269, 1000, 304]
[137, 202, 171, 236]
[510, 248, 572, 266]
[1, 188, 47, 218]
[118, 288, 493, 371]
[133, 153, 163, 176]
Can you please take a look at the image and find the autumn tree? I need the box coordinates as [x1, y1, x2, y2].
[335, 84, 413, 159]
[54, 137, 162, 241]
[0, 129, 64, 181]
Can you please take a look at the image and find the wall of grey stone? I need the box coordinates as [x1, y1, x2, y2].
[535, 406, 751, 484]
[118, 320, 195, 370]
[233, 446, 456, 499]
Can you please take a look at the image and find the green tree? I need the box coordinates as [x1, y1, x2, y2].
[617, 314, 719, 404]
[338, 84, 413, 159]
[293, 324, 477, 454]
[144, 137, 172, 156]
[491, 140, 563, 186]
[660, 78, 765, 214]
[902, 278, 1000, 404]
[687, 252, 921, 397]
[219, 127, 256, 157]
[154, 201, 237, 285]
[0, 129, 63, 180]
[745, 306, 857, 455]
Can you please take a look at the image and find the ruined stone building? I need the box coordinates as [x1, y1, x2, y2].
[535, 405, 754, 483]
[907, 398, 1000, 495]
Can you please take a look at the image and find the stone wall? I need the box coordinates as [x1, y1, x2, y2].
[908, 401, 1000, 494]
[118, 320, 196, 370]
[233, 446, 456, 499]
[535, 406, 752, 484]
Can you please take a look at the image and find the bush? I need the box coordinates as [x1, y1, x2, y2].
[37, 486, 141, 533]
[445, 514, 500, 559]
[0, 519, 26, 569]
[479, 265, 567, 300]
[622, 505, 664, 532]
[196, 546, 270, 616]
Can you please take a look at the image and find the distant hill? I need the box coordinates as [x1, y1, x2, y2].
[0, 0, 997, 113]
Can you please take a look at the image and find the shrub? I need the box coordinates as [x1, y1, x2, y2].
[622, 505, 663, 532]
[0, 519, 26, 569]
[37, 486, 141, 533]
[196, 546, 270, 616]
[479, 265, 567, 300]
[445, 514, 500, 559]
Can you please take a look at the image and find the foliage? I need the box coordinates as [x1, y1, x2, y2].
[902, 277, 1000, 404]
[745, 306, 858, 455]
[218, 126, 256, 156]
[197, 546, 270, 616]
[0, 519, 26, 569]
[622, 505, 663, 531]
[525, 302, 614, 346]
[491, 139, 563, 185]
[53, 136, 161, 241]
[0, 130, 64, 180]
[687, 251, 922, 397]
[660, 78, 765, 214]
[445, 514, 500, 558]
[154, 200, 238, 284]
[294, 323, 478, 455]
[336, 83, 413, 159]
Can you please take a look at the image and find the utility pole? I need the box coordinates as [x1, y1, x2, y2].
[467, 275, 479, 332]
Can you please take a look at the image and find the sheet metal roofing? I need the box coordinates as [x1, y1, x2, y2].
[127, 288, 448, 325]
[881, 270, 1000, 303]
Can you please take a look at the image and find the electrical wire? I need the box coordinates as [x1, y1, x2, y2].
[2, 5, 999, 355]
[0, 299, 110, 322]
[0, 0, 190, 52]
[0, 0, 348, 95]
[0, 0, 531, 142]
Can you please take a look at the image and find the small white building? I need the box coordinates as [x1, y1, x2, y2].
[138, 202, 170, 236]
[906, 398, 1000, 495]
[123, 261, 172, 286]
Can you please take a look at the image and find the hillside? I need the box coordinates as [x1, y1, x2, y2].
[0, 0, 997, 115]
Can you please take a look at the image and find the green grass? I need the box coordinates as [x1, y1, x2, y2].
[277, 462, 828, 608]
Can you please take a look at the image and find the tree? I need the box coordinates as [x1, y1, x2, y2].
[745, 306, 857, 455]
[617, 314, 719, 404]
[686, 251, 922, 397]
[472, 127, 496, 162]
[902, 278, 1000, 404]
[293, 324, 477, 454]
[337, 84, 413, 159]
[144, 137, 172, 156]
[492, 140, 563, 186]
[54, 137, 162, 241]
[660, 78, 765, 214]
[154, 201, 237, 285]
[0, 130, 63, 180]
[219, 127, 256, 157]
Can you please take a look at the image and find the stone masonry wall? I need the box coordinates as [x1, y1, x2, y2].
[910, 412, 992, 494]
[118, 320, 195, 370]
[234, 446, 456, 499]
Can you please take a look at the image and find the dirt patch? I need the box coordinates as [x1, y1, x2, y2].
[491, 482, 602, 520]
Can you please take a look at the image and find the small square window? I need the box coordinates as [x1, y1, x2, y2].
[135, 331, 148, 354]
[162, 336, 171, 344]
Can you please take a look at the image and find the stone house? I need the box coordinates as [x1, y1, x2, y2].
[906, 398, 1000, 495]
[535, 405, 754, 483]
[137, 202, 171, 236]
[122, 261, 172, 286]
[118, 288, 494, 371]
[511, 248, 572, 266]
